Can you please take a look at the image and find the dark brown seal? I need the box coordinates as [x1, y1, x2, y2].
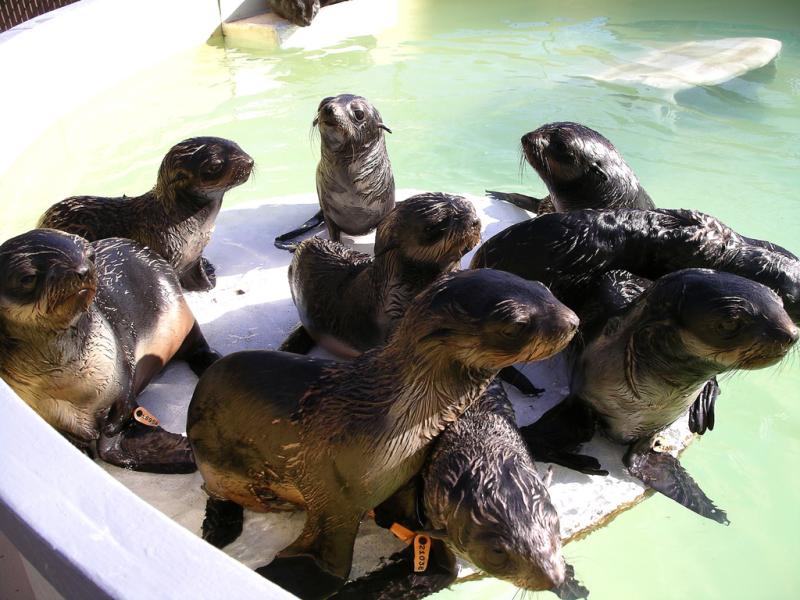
[187, 269, 579, 600]
[274, 94, 394, 250]
[521, 268, 798, 524]
[336, 380, 589, 600]
[267, 0, 348, 26]
[38, 137, 254, 291]
[487, 121, 654, 213]
[0, 229, 220, 473]
[282, 192, 481, 356]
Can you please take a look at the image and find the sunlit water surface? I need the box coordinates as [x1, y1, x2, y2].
[1, 0, 799, 598]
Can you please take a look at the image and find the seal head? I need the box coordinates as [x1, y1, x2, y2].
[521, 121, 653, 212]
[267, 0, 319, 26]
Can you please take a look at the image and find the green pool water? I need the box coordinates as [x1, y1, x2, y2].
[2, 0, 799, 598]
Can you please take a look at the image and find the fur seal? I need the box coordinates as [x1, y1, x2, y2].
[471, 208, 800, 323]
[336, 381, 589, 600]
[267, 0, 347, 26]
[187, 269, 579, 599]
[487, 122, 654, 213]
[0, 229, 220, 473]
[275, 94, 394, 250]
[281, 192, 481, 356]
[521, 268, 798, 524]
[38, 137, 254, 292]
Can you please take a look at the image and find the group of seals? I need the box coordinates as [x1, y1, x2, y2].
[188, 269, 580, 599]
[275, 94, 394, 250]
[487, 121, 654, 214]
[281, 192, 481, 355]
[0, 229, 220, 472]
[39, 136, 254, 291]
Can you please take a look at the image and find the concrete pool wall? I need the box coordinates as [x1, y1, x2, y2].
[0, 1, 292, 598]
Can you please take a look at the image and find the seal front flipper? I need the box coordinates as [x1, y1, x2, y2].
[274, 209, 325, 251]
[689, 377, 719, 435]
[499, 365, 544, 396]
[257, 556, 345, 600]
[331, 540, 457, 600]
[624, 437, 729, 525]
[552, 563, 590, 600]
[279, 323, 317, 354]
[485, 190, 546, 213]
[97, 417, 196, 474]
[179, 256, 216, 292]
[202, 497, 244, 549]
[176, 321, 222, 377]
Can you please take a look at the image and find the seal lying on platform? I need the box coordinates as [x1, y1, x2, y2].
[334, 381, 589, 600]
[280, 192, 481, 356]
[187, 269, 579, 599]
[38, 137, 254, 291]
[0, 229, 220, 473]
[267, 0, 348, 27]
[520, 268, 798, 524]
[275, 94, 394, 250]
[487, 122, 654, 214]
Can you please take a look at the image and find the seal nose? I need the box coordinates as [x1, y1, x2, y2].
[781, 325, 799, 346]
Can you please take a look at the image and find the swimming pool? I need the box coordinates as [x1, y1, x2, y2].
[1, 0, 798, 598]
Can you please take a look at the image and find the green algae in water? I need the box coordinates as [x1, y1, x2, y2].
[1, 0, 799, 598]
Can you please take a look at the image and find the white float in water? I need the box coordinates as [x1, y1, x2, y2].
[593, 37, 782, 91]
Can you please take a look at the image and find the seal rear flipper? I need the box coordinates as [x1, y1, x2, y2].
[202, 497, 244, 548]
[279, 323, 317, 355]
[179, 256, 216, 292]
[499, 365, 544, 396]
[552, 562, 590, 600]
[331, 541, 457, 600]
[97, 419, 196, 474]
[689, 377, 719, 435]
[256, 556, 346, 600]
[274, 209, 325, 251]
[176, 320, 222, 377]
[623, 440, 729, 525]
[485, 190, 545, 213]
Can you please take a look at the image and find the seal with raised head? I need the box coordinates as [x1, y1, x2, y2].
[487, 122, 654, 213]
[0, 229, 221, 473]
[521, 268, 798, 524]
[38, 136, 254, 291]
[472, 207, 800, 432]
[280, 192, 482, 356]
[274, 94, 394, 250]
[187, 269, 579, 599]
[335, 380, 589, 600]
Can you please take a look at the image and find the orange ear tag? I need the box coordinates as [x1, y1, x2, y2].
[413, 534, 431, 573]
[389, 522, 416, 545]
[133, 406, 160, 427]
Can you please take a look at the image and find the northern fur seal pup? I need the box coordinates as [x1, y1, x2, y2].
[487, 122, 654, 213]
[471, 208, 800, 323]
[267, 0, 347, 26]
[274, 94, 394, 250]
[335, 381, 588, 600]
[0, 229, 220, 473]
[521, 269, 798, 524]
[39, 137, 254, 291]
[281, 192, 481, 356]
[188, 269, 579, 599]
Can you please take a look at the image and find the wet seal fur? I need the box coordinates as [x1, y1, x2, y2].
[521, 268, 798, 524]
[0, 229, 220, 473]
[275, 94, 394, 250]
[267, 0, 348, 26]
[281, 192, 482, 356]
[39, 137, 254, 292]
[487, 122, 654, 214]
[187, 269, 579, 599]
[335, 381, 589, 600]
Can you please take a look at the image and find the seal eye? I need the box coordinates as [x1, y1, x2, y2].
[17, 273, 37, 290]
[500, 321, 526, 339]
[485, 544, 509, 568]
[716, 315, 743, 336]
[202, 159, 225, 180]
[353, 108, 365, 121]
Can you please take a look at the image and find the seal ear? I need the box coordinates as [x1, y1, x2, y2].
[312, 117, 320, 127]
[378, 123, 393, 134]
[590, 162, 608, 181]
